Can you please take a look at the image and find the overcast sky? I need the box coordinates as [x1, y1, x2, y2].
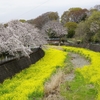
[0, 0, 100, 23]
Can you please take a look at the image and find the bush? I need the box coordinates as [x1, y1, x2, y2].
[67, 30, 75, 38]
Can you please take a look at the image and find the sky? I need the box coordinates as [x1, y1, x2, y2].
[0, 0, 100, 23]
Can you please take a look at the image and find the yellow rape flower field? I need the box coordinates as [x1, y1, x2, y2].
[0, 47, 67, 100]
[1, 46, 100, 100]
[63, 46, 100, 100]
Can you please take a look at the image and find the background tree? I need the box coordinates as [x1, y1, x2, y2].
[48, 12, 59, 20]
[27, 12, 59, 29]
[61, 11, 69, 25]
[94, 5, 100, 11]
[75, 21, 90, 42]
[88, 11, 100, 43]
[75, 11, 100, 43]
[64, 22, 77, 38]
[19, 19, 26, 23]
[61, 8, 88, 25]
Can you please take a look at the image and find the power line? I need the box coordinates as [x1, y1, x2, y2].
[17, 0, 51, 18]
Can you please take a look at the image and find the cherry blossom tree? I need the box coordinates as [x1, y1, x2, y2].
[41, 21, 67, 38]
[0, 20, 47, 57]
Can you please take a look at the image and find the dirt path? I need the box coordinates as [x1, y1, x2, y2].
[70, 53, 89, 68]
[41, 48, 90, 100]
[65, 53, 90, 82]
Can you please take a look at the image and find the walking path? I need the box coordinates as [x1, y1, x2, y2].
[42, 47, 90, 100]
[65, 53, 90, 82]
